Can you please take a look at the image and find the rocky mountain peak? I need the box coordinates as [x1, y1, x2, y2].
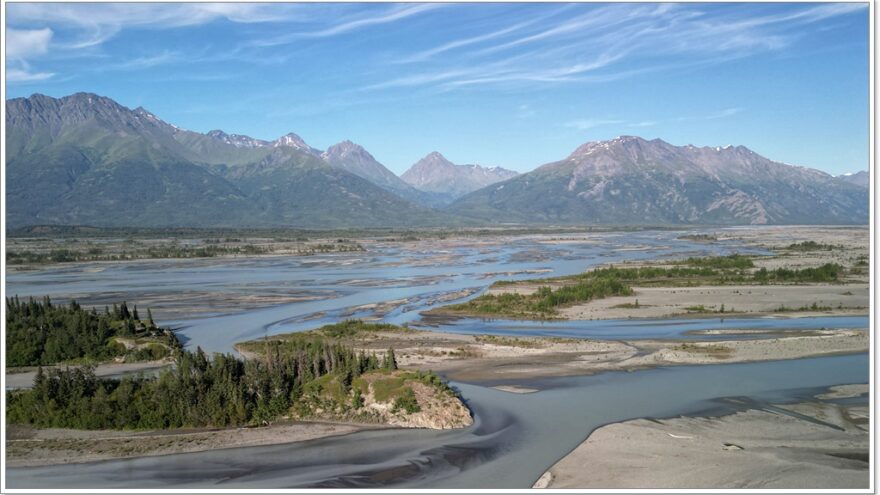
[206, 129, 267, 148]
[274, 132, 309, 148]
[402, 152, 517, 200]
[449, 136, 867, 226]
[323, 140, 369, 158]
[273, 132, 320, 155]
[836, 170, 870, 188]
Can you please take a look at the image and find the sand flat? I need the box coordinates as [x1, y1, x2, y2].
[560, 283, 868, 320]
[6, 420, 380, 467]
[536, 396, 869, 489]
[329, 327, 869, 382]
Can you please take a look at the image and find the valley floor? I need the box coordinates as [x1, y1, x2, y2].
[5, 226, 871, 485]
[428, 225, 869, 322]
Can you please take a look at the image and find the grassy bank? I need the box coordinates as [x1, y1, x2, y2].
[430, 255, 846, 319]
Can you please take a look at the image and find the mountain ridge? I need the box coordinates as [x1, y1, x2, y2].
[448, 135, 867, 225]
[5, 93, 868, 227]
[402, 151, 519, 204]
[5, 93, 463, 228]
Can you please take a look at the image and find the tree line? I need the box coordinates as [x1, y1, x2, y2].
[6, 296, 181, 367]
[7, 337, 399, 430]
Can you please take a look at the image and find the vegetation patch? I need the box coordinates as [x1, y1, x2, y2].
[474, 335, 543, 349]
[7, 337, 397, 430]
[432, 255, 844, 320]
[442, 275, 633, 319]
[786, 241, 841, 251]
[673, 343, 732, 359]
[611, 300, 643, 309]
[752, 264, 842, 283]
[6, 297, 181, 367]
[678, 254, 754, 269]
[677, 234, 718, 242]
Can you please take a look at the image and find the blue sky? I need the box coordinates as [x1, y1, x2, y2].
[5, 2, 869, 175]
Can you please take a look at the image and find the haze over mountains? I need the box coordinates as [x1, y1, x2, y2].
[5, 93, 869, 228]
[836, 170, 870, 189]
[401, 152, 519, 204]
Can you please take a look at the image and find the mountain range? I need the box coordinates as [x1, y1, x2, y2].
[5, 93, 869, 228]
[449, 136, 867, 225]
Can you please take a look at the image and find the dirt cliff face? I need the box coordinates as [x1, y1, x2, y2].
[290, 369, 473, 430]
[375, 380, 473, 429]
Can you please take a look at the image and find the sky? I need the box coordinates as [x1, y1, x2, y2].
[5, 2, 870, 175]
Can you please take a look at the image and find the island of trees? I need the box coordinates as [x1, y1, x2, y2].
[6, 297, 181, 367]
[6, 298, 460, 430]
[7, 337, 398, 429]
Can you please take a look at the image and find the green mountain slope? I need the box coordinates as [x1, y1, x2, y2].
[5, 93, 462, 228]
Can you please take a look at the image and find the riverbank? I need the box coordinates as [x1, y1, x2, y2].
[6, 420, 383, 468]
[243, 323, 868, 382]
[534, 384, 869, 489]
[425, 226, 868, 322]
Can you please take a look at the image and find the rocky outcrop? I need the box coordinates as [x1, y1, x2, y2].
[291, 369, 473, 430]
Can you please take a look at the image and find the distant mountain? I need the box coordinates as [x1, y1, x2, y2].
[320, 140, 441, 206]
[402, 152, 518, 204]
[836, 170, 870, 189]
[448, 136, 868, 225]
[5, 93, 460, 228]
[273, 133, 322, 155]
[205, 129, 269, 149]
[8, 94, 864, 229]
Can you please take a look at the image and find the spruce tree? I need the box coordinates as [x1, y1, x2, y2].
[385, 348, 398, 370]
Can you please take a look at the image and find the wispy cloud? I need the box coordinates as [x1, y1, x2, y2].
[250, 4, 442, 47]
[7, 68, 56, 82]
[398, 20, 532, 63]
[7, 3, 295, 32]
[674, 108, 745, 122]
[7, 28, 53, 59]
[517, 104, 536, 119]
[564, 119, 625, 131]
[7, 28, 56, 82]
[564, 107, 741, 133]
[307, 4, 440, 38]
[395, 6, 572, 64]
[5, 2, 868, 97]
[361, 3, 866, 93]
[110, 51, 181, 71]
[706, 107, 744, 119]
[5, 3, 299, 84]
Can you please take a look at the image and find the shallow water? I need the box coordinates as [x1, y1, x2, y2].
[6, 230, 770, 354]
[6, 353, 868, 489]
[424, 315, 869, 341]
[5, 231, 868, 488]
